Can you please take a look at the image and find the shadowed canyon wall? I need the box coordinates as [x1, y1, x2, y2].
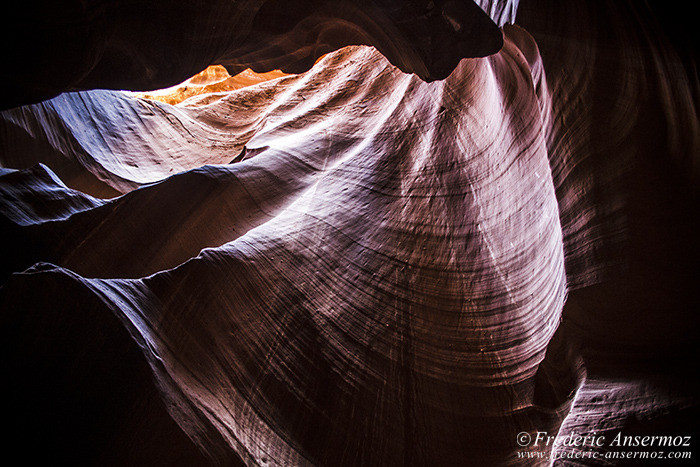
[0, 1, 697, 465]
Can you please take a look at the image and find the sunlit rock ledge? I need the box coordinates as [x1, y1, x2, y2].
[130, 66, 289, 106]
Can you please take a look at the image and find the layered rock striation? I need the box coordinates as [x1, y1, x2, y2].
[0, 1, 697, 465]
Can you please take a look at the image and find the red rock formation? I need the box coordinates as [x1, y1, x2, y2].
[132, 66, 288, 106]
[0, 0, 697, 465]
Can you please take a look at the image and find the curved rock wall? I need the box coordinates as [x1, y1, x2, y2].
[0, 0, 697, 465]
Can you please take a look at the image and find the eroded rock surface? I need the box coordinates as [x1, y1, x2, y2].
[0, 0, 697, 465]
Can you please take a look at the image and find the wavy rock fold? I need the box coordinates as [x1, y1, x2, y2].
[0, 0, 697, 465]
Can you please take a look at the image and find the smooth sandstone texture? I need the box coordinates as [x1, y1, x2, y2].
[0, 0, 697, 465]
[2, 32, 575, 464]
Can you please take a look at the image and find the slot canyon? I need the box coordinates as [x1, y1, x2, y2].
[0, 1, 697, 465]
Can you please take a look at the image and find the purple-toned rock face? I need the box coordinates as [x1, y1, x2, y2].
[0, 1, 697, 465]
